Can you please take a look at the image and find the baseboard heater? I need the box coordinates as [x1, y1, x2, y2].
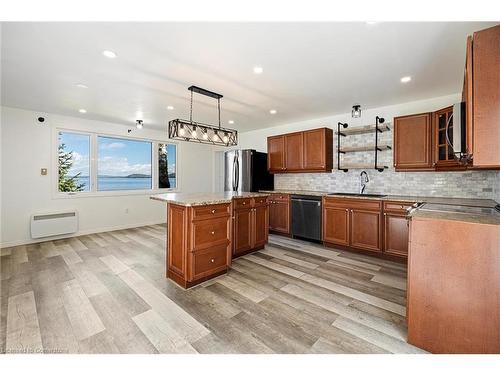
[30, 211, 78, 239]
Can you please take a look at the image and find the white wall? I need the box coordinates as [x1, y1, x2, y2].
[1, 106, 216, 247]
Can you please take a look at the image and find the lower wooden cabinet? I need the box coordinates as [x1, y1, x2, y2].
[383, 213, 409, 257]
[322, 206, 349, 246]
[269, 194, 290, 235]
[323, 197, 414, 259]
[233, 197, 269, 257]
[350, 209, 382, 252]
[167, 203, 231, 288]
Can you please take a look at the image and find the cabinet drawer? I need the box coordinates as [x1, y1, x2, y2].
[233, 198, 252, 209]
[324, 197, 382, 211]
[192, 204, 230, 220]
[253, 196, 269, 207]
[383, 201, 416, 213]
[191, 245, 227, 280]
[192, 217, 229, 250]
[269, 193, 289, 202]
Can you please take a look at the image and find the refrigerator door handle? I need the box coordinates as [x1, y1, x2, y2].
[235, 156, 240, 191]
[232, 155, 237, 191]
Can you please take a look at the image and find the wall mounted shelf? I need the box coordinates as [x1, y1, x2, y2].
[337, 116, 391, 173]
[338, 144, 391, 153]
[335, 123, 391, 136]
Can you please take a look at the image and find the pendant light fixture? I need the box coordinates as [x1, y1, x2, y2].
[352, 104, 362, 118]
[168, 86, 238, 146]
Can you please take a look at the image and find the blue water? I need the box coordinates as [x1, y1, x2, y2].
[73, 176, 176, 191]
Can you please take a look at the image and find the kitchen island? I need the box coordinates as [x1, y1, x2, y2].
[151, 192, 270, 288]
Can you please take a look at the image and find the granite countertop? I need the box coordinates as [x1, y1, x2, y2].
[150, 191, 270, 207]
[260, 189, 499, 225]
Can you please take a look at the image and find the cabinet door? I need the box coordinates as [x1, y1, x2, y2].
[253, 205, 268, 249]
[434, 107, 466, 171]
[269, 201, 290, 234]
[472, 25, 500, 168]
[303, 128, 326, 170]
[285, 132, 304, 171]
[323, 206, 349, 246]
[267, 136, 285, 172]
[394, 113, 433, 170]
[233, 208, 253, 255]
[350, 209, 382, 252]
[384, 213, 409, 257]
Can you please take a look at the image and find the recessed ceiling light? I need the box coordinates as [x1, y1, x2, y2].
[269, 109, 277, 115]
[78, 109, 87, 114]
[75, 83, 88, 89]
[401, 76, 412, 83]
[228, 120, 235, 124]
[102, 50, 117, 59]
[167, 105, 174, 110]
[253, 66, 263, 74]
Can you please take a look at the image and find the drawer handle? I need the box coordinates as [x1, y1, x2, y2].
[210, 231, 215, 235]
[211, 209, 216, 214]
[242, 202, 246, 205]
[210, 258, 215, 263]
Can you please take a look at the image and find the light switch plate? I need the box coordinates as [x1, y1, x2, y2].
[41, 168, 48, 176]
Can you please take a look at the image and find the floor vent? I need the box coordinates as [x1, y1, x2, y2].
[31, 211, 78, 239]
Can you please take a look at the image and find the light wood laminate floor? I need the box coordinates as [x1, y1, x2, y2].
[0, 225, 425, 354]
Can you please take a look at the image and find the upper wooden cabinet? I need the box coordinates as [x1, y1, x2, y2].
[267, 135, 286, 172]
[393, 113, 434, 171]
[267, 127, 333, 173]
[434, 106, 466, 171]
[285, 132, 304, 171]
[471, 25, 500, 168]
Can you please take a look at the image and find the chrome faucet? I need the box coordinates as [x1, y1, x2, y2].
[360, 171, 369, 194]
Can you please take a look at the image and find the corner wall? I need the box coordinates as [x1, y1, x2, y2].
[0, 106, 216, 247]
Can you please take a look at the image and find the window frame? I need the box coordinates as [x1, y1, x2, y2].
[53, 128, 179, 198]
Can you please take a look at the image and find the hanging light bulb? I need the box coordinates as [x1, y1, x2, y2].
[191, 125, 197, 138]
[213, 130, 219, 141]
[179, 124, 185, 136]
[202, 128, 209, 140]
[223, 132, 229, 143]
[351, 104, 362, 118]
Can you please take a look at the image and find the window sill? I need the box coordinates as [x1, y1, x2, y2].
[53, 188, 180, 199]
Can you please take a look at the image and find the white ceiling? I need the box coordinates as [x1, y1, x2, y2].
[1, 22, 497, 132]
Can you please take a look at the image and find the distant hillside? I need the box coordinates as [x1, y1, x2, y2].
[96, 174, 152, 178]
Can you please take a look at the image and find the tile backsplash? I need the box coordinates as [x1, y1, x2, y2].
[275, 124, 500, 201]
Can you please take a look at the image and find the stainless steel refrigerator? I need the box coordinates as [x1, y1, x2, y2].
[224, 149, 274, 192]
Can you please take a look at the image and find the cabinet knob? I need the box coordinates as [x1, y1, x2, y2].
[211, 209, 216, 214]
[210, 231, 215, 235]
[210, 258, 215, 263]
[384, 213, 387, 216]
[345, 209, 348, 212]
[242, 202, 246, 205]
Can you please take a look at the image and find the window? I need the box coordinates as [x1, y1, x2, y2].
[56, 129, 177, 195]
[97, 136, 152, 191]
[158, 143, 177, 189]
[58, 131, 91, 192]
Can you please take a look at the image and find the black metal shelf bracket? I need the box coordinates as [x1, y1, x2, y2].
[337, 122, 349, 172]
[374, 116, 387, 172]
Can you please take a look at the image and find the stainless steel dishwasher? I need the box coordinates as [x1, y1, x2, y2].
[291, 195, 322, 242]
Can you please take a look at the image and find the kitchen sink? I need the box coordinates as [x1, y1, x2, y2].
[328, 192, 386, 198]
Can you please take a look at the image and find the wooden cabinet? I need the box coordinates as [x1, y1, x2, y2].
[323, 197, 382, 253]
[267, 135, 286, 172]
[232, 197, 269, 257]
[268, 193, 290, 235]
[303, 128, 333, 170]
[267, 128, 333, 173]
[167, 203, 231, 289]
[350, 209, 382, 252]
[382, 201, 415, 258]
[471, 25, 500, 168]
[285, 132, 304, 171]
[393, 113, 434, 171]
[433, 107, 466, 171]
[322, 206, 349, 246]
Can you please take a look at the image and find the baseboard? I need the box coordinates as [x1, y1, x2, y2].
[0, 220, 167, 248]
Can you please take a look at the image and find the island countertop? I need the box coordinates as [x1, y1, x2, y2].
[150, 191, 270, 206]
